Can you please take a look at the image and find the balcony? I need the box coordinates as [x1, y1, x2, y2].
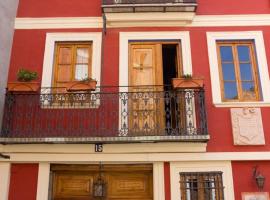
[102, 0, 197, 13]
[0, 86, 209, 144]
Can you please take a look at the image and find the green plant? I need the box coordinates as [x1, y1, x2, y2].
[17, 69, 38, 82]
[181, 74, 192, 79]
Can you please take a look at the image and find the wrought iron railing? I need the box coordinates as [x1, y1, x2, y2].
[102, 0, 197, 5]
[102, 0, 197, 13]
[0, 86, 209, 143]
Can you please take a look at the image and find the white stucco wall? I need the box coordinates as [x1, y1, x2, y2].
[0, 0, 19, 129]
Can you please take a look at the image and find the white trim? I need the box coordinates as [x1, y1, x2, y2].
[41, 32, 102, 89]
[190, 14, 270, 27]
[170, 161, 235, 200]
[153, 162, 165, 200]
[207, 31, 270, 106]
[0, 143, 207, 154]
[118, 31, 193, 132]
[119, 31, 193, 88]
[105, 12, 195, 28]
[34, 162, 163, 200]
[36, 163, 50, 200]
[0, 163, 11, 200]
[1, 152, 270, 162]
[14, 14, 270, 29]
[15, 17, 103, 29]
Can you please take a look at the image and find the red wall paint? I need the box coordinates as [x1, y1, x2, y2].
[232, 161, 270, 200]
[8, 26, 270, 152]
[164, 162, 171, 200]
[16, 0, 270, 17]
[17, 0, 102, 17]
[8, 164, 39, 200]
[196, 0, 270, 15]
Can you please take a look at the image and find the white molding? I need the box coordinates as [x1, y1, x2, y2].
[36, 163, 50, 200]
[190, 14, 270, 27]
[170, 161, 235, 200]
[0, 143, 207, 154]
[41, 32, 102, 89]
[14, 14, 270, 29]
[207, 31, 270, 106]
[118, 31, 193, 132]
[1, 152, 270, 162]
[105, 12, 195, 27]
[153, 162, 165, 200]
[119, 31, 193, 89]
[15, 17, 103, 29]
[0, 163, 11, 200]
[33, 162, 163, 200]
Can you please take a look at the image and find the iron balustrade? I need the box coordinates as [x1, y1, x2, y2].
[102, 0, 197, 5]
[0, 86, 209, 143]
[102, 0, 197, 13]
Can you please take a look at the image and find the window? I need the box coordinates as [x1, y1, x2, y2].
[180, 172, 224, 200]
[207, 31, 270, 107]
[41, 32, 101, 90]
[217, 41, 260, 101]
[53, 42, 92, 88]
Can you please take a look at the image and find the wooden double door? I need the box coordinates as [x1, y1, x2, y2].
[51, 164, 153, 200]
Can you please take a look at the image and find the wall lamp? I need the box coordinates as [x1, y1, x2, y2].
[253, 166, 265, 191]
[93, 162, 107, 199]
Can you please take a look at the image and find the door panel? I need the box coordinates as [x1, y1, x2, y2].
[51, 164, 153, 200]
[129, 44, 164, 134]
[53, 172, 94, 200]
[107, 172, 153, 200]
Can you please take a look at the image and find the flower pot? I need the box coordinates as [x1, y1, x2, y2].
[66, 80, 97, 92]
[172, 78, 204, 89]
[7, 82, 40, 93]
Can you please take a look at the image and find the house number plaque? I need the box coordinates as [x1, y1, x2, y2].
[95, 144, 103, 152]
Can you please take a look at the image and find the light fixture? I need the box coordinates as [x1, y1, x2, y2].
[93, 162, 107, 198]
[253, 166, 265, 190]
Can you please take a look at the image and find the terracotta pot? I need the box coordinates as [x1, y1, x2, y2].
[66, 80, 97, 92]
[7, 82, 40, 93]
[172, 78, 204, 89]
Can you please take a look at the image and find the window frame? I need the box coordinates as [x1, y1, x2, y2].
[41, 33, 102, 91]
[180, 171, 224, 200]
[216, 40, 260, 102]
[207, 31, 270, 107]
[53, 42, 93, 87]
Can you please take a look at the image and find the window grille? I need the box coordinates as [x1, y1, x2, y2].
[180, 172, 224, 200]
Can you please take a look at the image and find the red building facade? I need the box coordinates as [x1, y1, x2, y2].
[0, 0, 270, 200]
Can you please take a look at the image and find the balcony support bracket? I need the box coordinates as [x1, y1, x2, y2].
[0, 153, 10, 159]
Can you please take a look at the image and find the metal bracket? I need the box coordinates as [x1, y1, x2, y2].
[0, 153, 10, 159]
[102, 13, 107, 35]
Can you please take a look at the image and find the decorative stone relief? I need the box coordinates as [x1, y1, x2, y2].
[230, 108, 265, 145]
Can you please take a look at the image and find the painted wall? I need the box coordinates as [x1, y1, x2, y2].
[8, 26, 270, 152]
[16, 0, 270, 17]
[0, 0, 19, 130]
[232, 161, 270, 200]
[8, 164, 39, 200]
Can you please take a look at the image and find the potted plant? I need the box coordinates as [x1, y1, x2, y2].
[7, 69, 40, 92]
[66, 77, 97, 92]
[172, 74, 204, 89]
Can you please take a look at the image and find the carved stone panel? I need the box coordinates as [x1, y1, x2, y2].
[231, 108, 265, 145]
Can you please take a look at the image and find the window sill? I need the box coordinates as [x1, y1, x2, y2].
[214, 101, 270, 107]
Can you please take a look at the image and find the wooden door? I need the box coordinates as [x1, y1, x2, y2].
[128, 43, 164, 135]
[51, 164, 153, 200]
